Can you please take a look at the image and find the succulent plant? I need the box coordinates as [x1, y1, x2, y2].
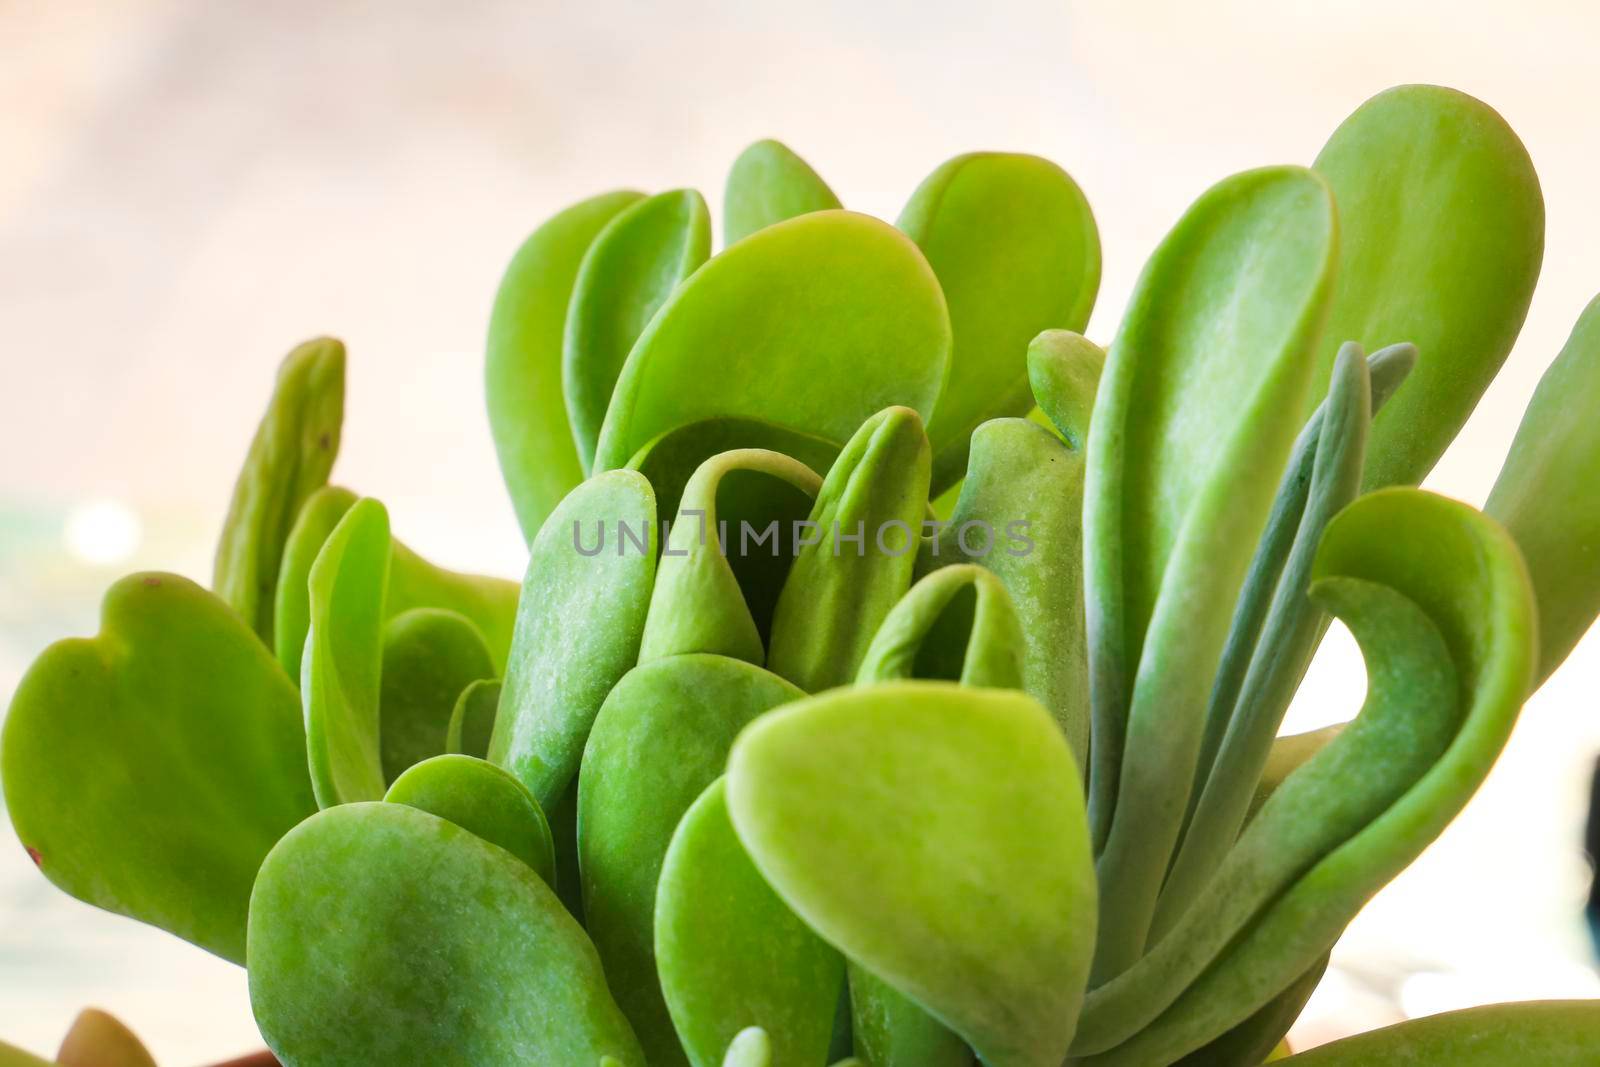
[6, 83, 1600, 1067]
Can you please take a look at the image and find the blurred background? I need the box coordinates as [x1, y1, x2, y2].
[3, 0, 1600, 1061]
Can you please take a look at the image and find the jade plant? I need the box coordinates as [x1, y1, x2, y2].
[6, 83, 1600, 1067]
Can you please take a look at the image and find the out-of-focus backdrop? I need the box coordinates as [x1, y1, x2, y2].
[3, 0, 1599, 1061]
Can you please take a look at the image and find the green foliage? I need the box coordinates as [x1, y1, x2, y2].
[8, 94, 1600, 1067]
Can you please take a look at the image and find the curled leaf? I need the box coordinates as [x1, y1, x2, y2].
[1080, 489, 1535, 1065]
[1086, 165, 1337, 979]
[214, 336, 344, 641]
[768, 407, 932, 691]
[639, 450, 820, 666]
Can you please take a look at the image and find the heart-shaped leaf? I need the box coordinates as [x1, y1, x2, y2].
[898, 153, 1100, 492]
[489, 190, 645, 540]
[248, 802, 643, 1066]
[657, 778, 844, 1067]
[580, 653, 804, 1066]
[565, 190, 712, 471]
[1312, 83, 1544, 490]
[1085, 166, 1336, 979]
[592, 211, 951, 473]
[303, 497, 391, 807]
[1, 572, 314, 962]
[1487, 292, 1600, 683]
[726, 682, 1096, 1067]
[214, 336, 344, 642]
[379, 608, 494, 782]
[385, 753, 555, 886]
[724, 140, 841, 246]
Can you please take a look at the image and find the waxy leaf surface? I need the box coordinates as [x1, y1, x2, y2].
[657, 779, 844, 1067]
[898, 153, 1100, 491]
[489, 190, 644, 540]
[727, 682, 1095, 1067]
[593, 211, 950, 473]
[1, 572, 314, 963]
[249, 802, 643, 1066]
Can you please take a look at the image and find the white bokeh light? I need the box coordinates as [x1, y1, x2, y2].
[63, 499, 142, 566]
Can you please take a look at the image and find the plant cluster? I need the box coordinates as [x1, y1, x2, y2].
[4, 83, 1600, 1066]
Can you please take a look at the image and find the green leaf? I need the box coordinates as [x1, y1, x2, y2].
[726, 682, 1096, 1067]
[658, 779, 845, 1067]
[1074, 576, 1460, 1055]
[639, 450, 820, 666]
[490, 469, 657, 812]
[1, 572, 314, 963]
[928, 416, 1089, 764]
[579, 653, 804, 1067]
[565, 190, 712, 472]
[248, 802, 643, 1066]
[848, 962, 973, 1067]
[303, 498, 391, 808]
[379, 608, 495, 782]
[0, 1040, 50, 1067]
[214, 336, 344, 642]
[1172, 958, 1327, 1067]
[721, 1028, 771, 1067]
[274, 485, 519, 678]
[56, 1009, 159, 1067]
[1277, 1001, 1600, 1064]
[1027, 330, 1103, 450]
[856, 563, 1025, 691]
[489, 190, 645, 540]
[767, 407, 932, 691]
[1080, 488, 1535, 1066]
[1487, 292, 1600, 683]
[592, 211, 951, 473]
[447, 678, 501, 758]
[1312, 83, 1544, 490]
[898, 153, 1100, 492]
[1085, 166, 1336, 979]
[1155, 342, 1387, 934]
[724, 140, 841, 246]
[385, 753, 555, 886]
